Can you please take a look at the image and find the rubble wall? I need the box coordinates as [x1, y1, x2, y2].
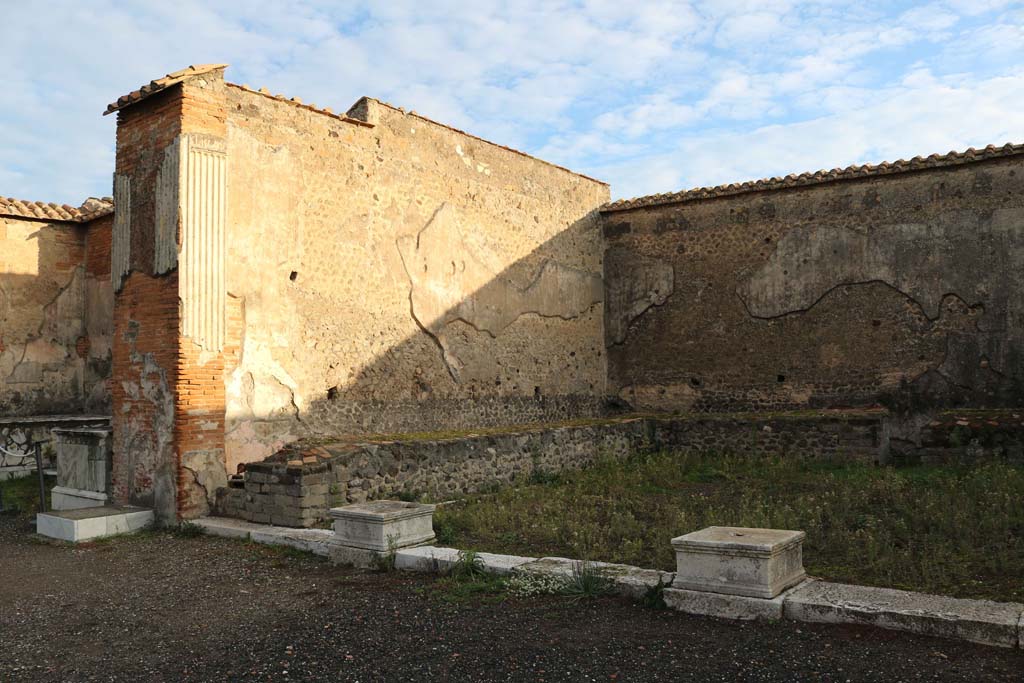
[0, 213, 112, 416]
[221, 86, 610, 471]
[603, 153, 1024, 415]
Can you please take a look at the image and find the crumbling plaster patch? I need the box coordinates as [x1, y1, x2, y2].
[181, 449, 228, 517]
[604, 246, 674, 345]
[737, 208, 1024, 393]
[114, 322, 176, 522]
[398, 203, 603, 380]
[1, 240, 90, 413]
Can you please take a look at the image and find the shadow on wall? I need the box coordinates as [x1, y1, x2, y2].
[213, 201, 609, 497]
[0, 218, 111, 417]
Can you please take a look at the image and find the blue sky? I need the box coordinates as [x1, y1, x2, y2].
[2, 0, 1022, 203]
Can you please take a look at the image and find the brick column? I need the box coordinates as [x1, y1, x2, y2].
[109, 66, 230, 522]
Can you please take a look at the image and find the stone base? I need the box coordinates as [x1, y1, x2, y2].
[395, 546, 537, 575]
[784, 580, 1024, 649]
[36, 506, 153, 542]
[328, 541, 391, 569]
[514, 557, 675, 600]
[51, 486, 108, 511]
[191, 516, 257, 540]
[664, 580, 810, 621]
[250, 527, 333, 556]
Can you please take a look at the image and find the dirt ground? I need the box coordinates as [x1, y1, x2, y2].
[1, 513, 1021, 682]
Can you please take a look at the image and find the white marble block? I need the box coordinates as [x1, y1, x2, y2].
[671, 526, 806, 599]
[51, 428, 112, 510]
[329, 500, 436, 551]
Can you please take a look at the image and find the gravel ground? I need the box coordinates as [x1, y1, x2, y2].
[1, 513, 1021, 682]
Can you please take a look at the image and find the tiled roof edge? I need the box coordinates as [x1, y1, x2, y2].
[103, 64, 228, 115]
[360, 97, 609, 186]
[0, 196, 114, 223]
[225, 83, 374, 128]
[602, 142, 1024, 212]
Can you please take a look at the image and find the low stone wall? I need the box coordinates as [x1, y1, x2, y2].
[651, 411, 883, 463]
[890, 410, 1024, 465]
[0, 415, 110, 480]
[215, 411, 884, 528]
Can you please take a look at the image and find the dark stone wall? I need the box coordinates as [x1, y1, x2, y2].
[215, 412, 883, 527]
[603, 154, 1024, 414]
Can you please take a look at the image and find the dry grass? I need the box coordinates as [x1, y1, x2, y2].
[434, 451, 1024, 602]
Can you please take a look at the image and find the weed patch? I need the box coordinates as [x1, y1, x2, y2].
[433, 451, 1024, 602]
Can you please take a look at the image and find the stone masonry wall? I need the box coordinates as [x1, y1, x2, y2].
[603, 153, 1024, 415]
[0, 213, 112, 417]
[216, 412, 882, 527]
[220, 84, 611, 472]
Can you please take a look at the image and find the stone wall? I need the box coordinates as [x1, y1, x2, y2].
[603, 152, 1024, 415]
[220, 84, 610, 472]
[216, 411, 883, 527]
[0, 213, 112, 417]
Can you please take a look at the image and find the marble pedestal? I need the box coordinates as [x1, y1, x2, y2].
[51, 428, 111, 511]
[330, 500, 436, 548]
[671, 526, 806, 599]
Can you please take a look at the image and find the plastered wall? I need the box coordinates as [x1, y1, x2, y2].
[221, 85, 610, 470]
[0, 214, 112, 417]
[603, 154, 1024, 413]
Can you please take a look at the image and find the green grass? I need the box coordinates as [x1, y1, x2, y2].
[0, 473, 53, 514]
[434, 451, 1024, 602]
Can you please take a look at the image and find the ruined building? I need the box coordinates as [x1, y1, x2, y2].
[3, 64, 1023, 524]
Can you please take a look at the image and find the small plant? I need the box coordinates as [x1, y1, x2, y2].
[433, 517, 460, 545]
[560, 560, 614, 601]
[506, 572, 569, 598]
[397, 489, 420, 502]
[372, 534, 399, 572]
[174, 521, 205, 538]
[640, 578, 668, 610]
[449, 549, 487, 581]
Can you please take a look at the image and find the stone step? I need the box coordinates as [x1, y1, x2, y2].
[36, 506, 153, 543]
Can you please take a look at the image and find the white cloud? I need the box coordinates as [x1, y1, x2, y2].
[600, 69, 1024, 199]
[0, 0, 1021, 205]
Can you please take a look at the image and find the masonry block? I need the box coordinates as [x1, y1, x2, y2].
[329, 500, 435, 551]
[671, 526, 806, 599]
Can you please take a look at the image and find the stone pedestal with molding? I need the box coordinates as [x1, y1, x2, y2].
[670, 526, 806, 598]
[328, 500, 436, 567]
[52, 428, 112, 510]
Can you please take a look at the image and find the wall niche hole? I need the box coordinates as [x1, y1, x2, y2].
[690, 377, 701, 387]
[777, 374, 786, 383]
[326, 386, 339, 400]
[289, 271, 298, 281]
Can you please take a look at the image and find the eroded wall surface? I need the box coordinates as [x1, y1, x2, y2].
[222, 87, 610, 470]
[0, 214, 112, 416]
[604, 155, 1024, 413]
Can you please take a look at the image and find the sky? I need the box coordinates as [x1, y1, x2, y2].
[2, 0, 1023, 204]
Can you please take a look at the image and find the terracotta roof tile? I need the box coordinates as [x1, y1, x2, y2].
[225, 83, 373, 128]
[104, 64, 228, 115]
[0, 196, 113, 223]
[602, 142, 1024, 212]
